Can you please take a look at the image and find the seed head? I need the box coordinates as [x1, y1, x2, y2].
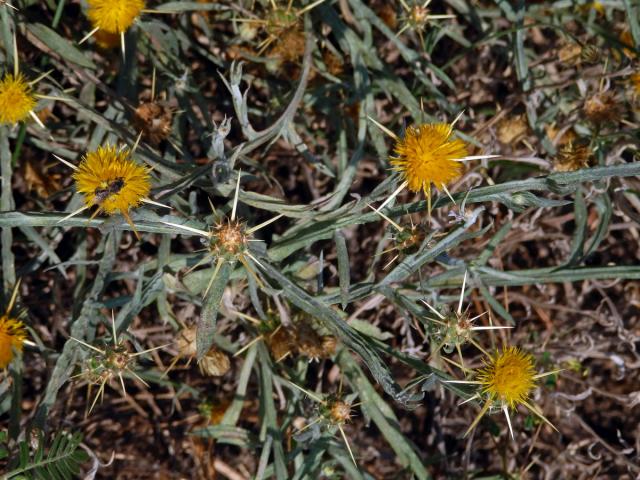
[0, 315, 27, 369]
[198, 347, 231, 377]
[0, 73, 36, 125]
[86, 0, 145, 34]
[477, 347, 537, 409]
[392, 123, 467, 194]
[73, 145, 151, 215]
[554, 142, 591, 172]
[583, 91, 620, 124]
[210, 220, 248, 259]
[133, 102, 174, 145]
[175, 326, 230, 377]
[496, 114, 528, 145]
[409, 6, 430, 27]
[328, 399, 352, 424]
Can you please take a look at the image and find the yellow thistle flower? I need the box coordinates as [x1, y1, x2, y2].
[73, 145, 151, 217]
[454, 346, 558, 439]
[631, 72, 640, 97]
[370, 115, 497, 214]
[619, 30, 637, 59]
[86, 0, 145, 35]
[477, 347, 536, 409]
[392, 123, 467, 194]
[94, 30, 121, 50]
[0, 315, 27, 369]
[0, 73, 37, 125]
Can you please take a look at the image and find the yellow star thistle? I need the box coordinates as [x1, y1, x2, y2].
[477, 347, 536, 409]
[86, 0, 145, 35]
[0, 73, 37, 125]
[73, 145, 151, 216]
[0, 315, 27, 369]
[369, 114, 497, 215]
[453, 346, 559, 439]
[392, 123, 467, 194]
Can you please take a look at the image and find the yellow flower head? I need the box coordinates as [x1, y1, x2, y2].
[477, 346, 537, 409]
[0, 315, 27, 369]
[631, 72, 640, 96]
[87, 0, 145, 34]
[73, 145, 151, 216]
[391, 123, 467, 194]
[94, 30, 121, 50]
[0, 73, 36, 125]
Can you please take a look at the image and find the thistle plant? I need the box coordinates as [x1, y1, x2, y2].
[1, 1, 639, 478]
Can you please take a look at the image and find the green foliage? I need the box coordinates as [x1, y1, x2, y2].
[1, 431, 89, 480]
[0, 0, 638, 477]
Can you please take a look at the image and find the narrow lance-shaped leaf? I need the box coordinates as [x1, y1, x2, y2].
[334, 229, 351, 310]
[197, 260, 233, 358]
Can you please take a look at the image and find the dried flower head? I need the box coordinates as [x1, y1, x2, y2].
[86, 0, 145, 35]
[133, 102, 174, 145]
[0, 315, 27, 369]
[210, 219, 249, 259]
[554, 142, 592, 172]
[328, 399, 353, 424]
[619, 30, 637, 59]
[172, 326, 230, 377]
[0, 73, 36, 125]
[198, 347, 231, 377]
[545, 124, 576, 146]
[583, 91, 620, 123]
[496, 114, 528, 145]
[294, 323, 337, 361]
[580, 44, 601, 64]
[269, 29, 306, 64]
[265, 326, 295, 361]
[73, 145, 151, 216]
[558, 43, 581, 64]
[376, 4, 398, 30]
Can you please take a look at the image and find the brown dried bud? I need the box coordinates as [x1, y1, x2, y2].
[199, 347, 231, 377]
[583, 92, 620, 124]
[133, 102, 174, 145]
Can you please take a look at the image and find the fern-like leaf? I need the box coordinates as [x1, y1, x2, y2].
[2, 431, 89, 480]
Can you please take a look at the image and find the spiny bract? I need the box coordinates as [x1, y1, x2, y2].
[0, 315, 27, 369]
[86, 0, 145, 34]
[0, 73, 36, 125]
[477, 346, 537, 409]
[391, 123, 467, 194]
[73, 145, 151, 215]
